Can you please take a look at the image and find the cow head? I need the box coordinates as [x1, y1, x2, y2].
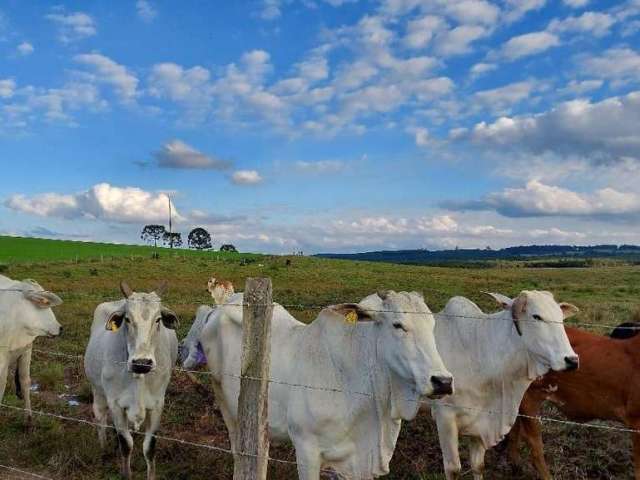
[18, 279, 63, 338]
[106, 281, 179, 375]
[207, 277, 234, 305]
[485, 290, 579, 374]
[358, 290, 453, 404]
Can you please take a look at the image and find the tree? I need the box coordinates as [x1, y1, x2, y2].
[188, 227, 212, 250]
[141, 225, 166, 247]
[163, 231, 183, 248]
[220, 244, 237, 253]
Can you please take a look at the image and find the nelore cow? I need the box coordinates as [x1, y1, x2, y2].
[180, 278, 235, 368]
[84, 282, 179, 480]
[0, 275, 63, 425]
[199, 290, 453, 480]
[506, 323, 640, 480]
[430, 291, 579, 480]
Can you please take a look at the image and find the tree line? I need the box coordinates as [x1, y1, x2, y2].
[140, 225, 237, 252]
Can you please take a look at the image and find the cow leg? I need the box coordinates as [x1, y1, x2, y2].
[294, 441, 322, 480]
[434, 410, 462, 480]
[16, 349, 33, 430]
[469, 438, 486, 480]
[92, 391, 109, 449]
[0, 359, 8, 405]
[112, 406, 134, 479]
[143, 407, 162, 480]
[212, 382, 239, 455]
[519, 414, 552, 480]
[505, 418, 523, 465]
[630, 420, 640, 480]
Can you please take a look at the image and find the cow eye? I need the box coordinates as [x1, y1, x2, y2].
[532, 314, 542, 321]
[393, 322, 407, 332]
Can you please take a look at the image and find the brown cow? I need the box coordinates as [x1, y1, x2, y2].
[505, 325, 640, 479]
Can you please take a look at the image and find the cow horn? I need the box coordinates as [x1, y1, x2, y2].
[155, 280, 169, 297]
[511, 293, 527, 336]
[120, 281, 133, 298]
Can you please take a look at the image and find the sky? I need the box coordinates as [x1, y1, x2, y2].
[1, 0, 640, 254]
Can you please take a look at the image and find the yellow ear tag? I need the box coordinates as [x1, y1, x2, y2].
[345, 310, 358, 325]
[109, 319, 120, 332]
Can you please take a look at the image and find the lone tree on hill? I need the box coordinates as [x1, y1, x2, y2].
[141, 225, 166, 247]
[163, 231, 183, 248]
[188, 227, 212, 250]
[220, 244, 237, 253]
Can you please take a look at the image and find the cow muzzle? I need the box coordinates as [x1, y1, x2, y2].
[130, 358, 154, 374]
[429, 375, 454, 398]
[564, 355, 579, 371]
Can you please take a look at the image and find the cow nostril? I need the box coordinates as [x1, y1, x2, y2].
[564, 356, 579, 371]
[431, 375, 453, 395]
[131, 358, 154, 374]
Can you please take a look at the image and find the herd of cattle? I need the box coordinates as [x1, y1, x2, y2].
[1, 272, 640, 480]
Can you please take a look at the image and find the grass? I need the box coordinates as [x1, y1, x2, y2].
[1, 238, 640, 479]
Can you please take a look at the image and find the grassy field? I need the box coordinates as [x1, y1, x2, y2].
[0, 236, 258, 264]
[1, 238, 640, 479]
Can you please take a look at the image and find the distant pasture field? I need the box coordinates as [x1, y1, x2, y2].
[1, 238, 640, 479]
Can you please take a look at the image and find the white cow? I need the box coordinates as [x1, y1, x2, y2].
[430, 291, 579, 480]
[0, 275, 62, 424]
[200, 290, 453, 480]
[84, 282, 179, 480]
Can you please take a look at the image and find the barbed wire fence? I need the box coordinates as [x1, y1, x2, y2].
[1, 279, 640, 479]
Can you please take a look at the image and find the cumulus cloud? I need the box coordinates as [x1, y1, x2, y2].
[136, 0, 157, 22]
[0, 78, 15, 98]
[466, 91, 640, 163]
[474, 81, 541, 112]
[563, 0, 589, 8]
[74, 53, 139, 102]
[154, 140, 233, 170]
[4, 183, 180, 224]
[45, 10, 96, 43]
[16, 42, 34, 56]
[443, 180, 640, 219]
[434, 25, 488, 56]
[403, 15, 445, 49]
[548, 11, 616, 37]
[500, 31, 560, 60]
[232, 170, 263, 185]
[503, 0, 546, 23]
[581, 47, 640, 86]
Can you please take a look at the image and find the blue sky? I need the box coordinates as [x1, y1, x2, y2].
[1, 0, 640, 253]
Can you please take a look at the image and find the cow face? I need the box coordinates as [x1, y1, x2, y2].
[106, 282, 178, 375]
[488, 290, 579, 373]
[19, 281, 63, 338]
[362, 290, 454, 400]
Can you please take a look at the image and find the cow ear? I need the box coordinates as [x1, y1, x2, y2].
[482, 292, 512, 310]
[161, 307, 180, 330]
[329, 303, 374, 323]
[559, 302, 579, 319]
[511, 294, 528, 336]
[24, 290, 63, 309]
[106, 311, 125, 332]
[155, 281, 169, 298]
[120, 281, 133, 298]
[410, 291, 424, 300]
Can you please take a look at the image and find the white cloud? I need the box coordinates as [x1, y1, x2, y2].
[470, 62, 497, 78]
[0, 78, 15, 98]
[563, 0, 589, 8]
[503, 0, 546, 23]
[407, 126, 430, 146]
[4, 183, 180, 224]
[294, 160, 345, 174]
[403, 15, 445, 49]
[16, 42, 34, 56]
[558, 79, 603, 96]
[444, 0, 500, 26]
[434, 25, 488, 56]
[444, 180, 640, 219]
[46, 10, 97, 43]
[467, 91, 640, 162]
[153, 140, 232, 170]
[581, 47, 640, 86]
[474, 80, 540, 112]
[549, 11, 616, 37]
[232, 170, 263, 185]
[74, 53, 139, 102]
[261, 0, 282, 20]
[500, 31, 560, 60]
[136, 0, 157, 22]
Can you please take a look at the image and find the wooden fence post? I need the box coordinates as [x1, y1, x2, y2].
[233, 277, 273, 480]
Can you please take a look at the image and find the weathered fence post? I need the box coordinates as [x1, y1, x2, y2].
[233, 277, 273, 480]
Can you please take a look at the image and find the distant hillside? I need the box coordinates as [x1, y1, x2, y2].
[316, 244, 640, 265]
